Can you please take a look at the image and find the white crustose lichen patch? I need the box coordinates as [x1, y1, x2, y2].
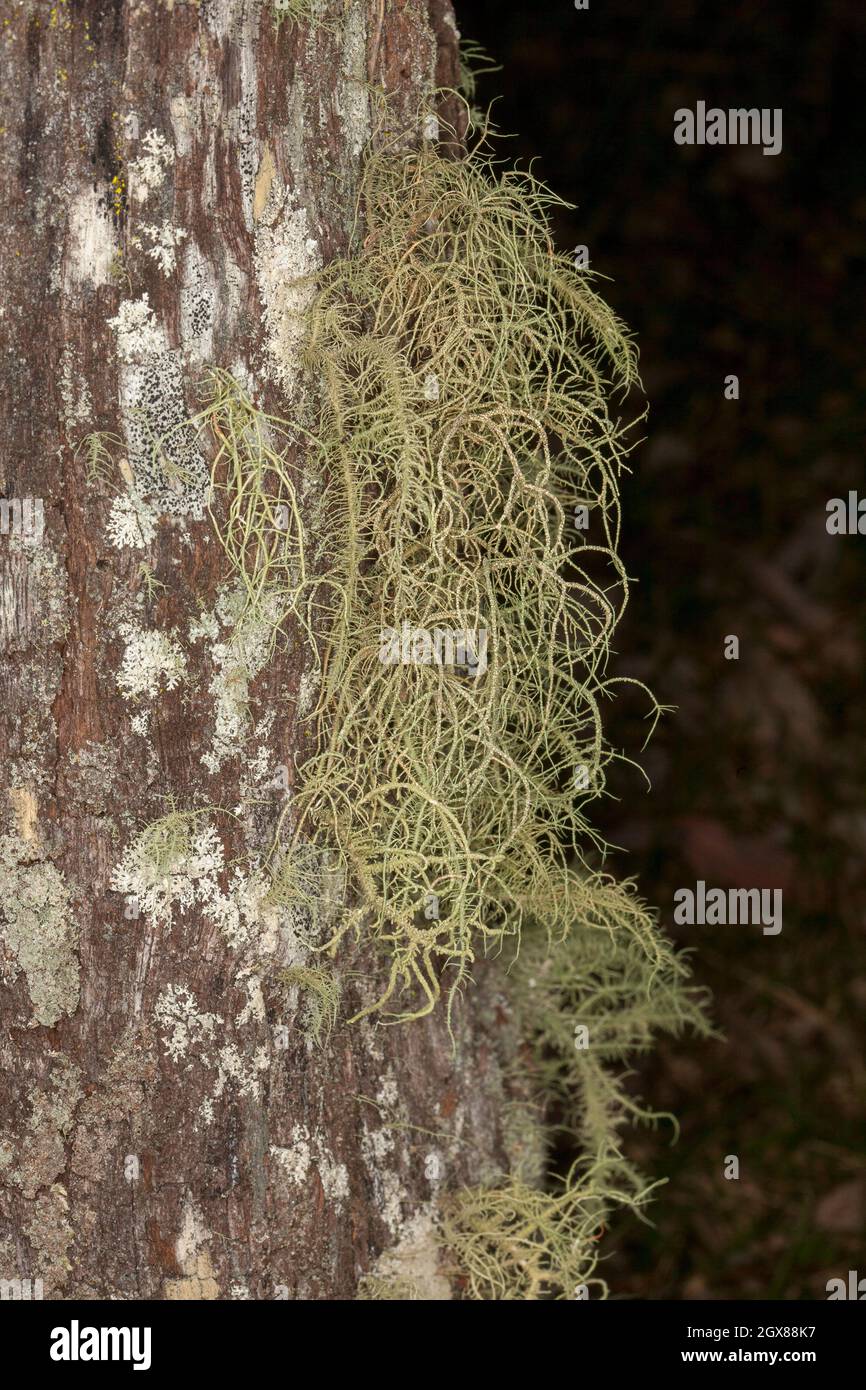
[105, 493, 158, 549]
[110, 819, 276, 953]
[141, 221, 188, 276]
[154, 984, 222, 1064]
[154, 983, 270, 1127]
[188, 586, 279, 775]
[270, 1123, 350, 1207]
[116, 622, 187, 699]
[110, 821, 223, 929]
[254, 181, 322, 399]
[108, 294, 165, 363]
[128, 128, 175, 205]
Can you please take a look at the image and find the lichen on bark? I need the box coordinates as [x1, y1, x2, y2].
[0, 835, 79, 1029]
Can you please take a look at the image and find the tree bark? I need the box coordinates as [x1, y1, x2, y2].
[0, 0, 509, 1301]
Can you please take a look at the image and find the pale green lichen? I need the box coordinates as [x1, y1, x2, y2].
[154, 983, 222, 1064]
[188, 585, 279, 774]
[439, 885, 711, 1299]
[269, 0, 321, 34]
[108, 293, 210, 518]
[509, 890, 712, 1177]
[501, 1100, 549, 1188]
[106, 492, 159, 548]
[105, 102, 710, 1301]
[253, 181, 322, 399]
[357, 1274, 422, 1300]
[246, 137, 660, 1022]
[275, 962, 340, 1046]
[440, 1159, 629, 1301]
[140, 219, 188, 275]
[456, 39, 501, 132]
[76, 430, 123, 492]
[0, 835, 79, 1027]
[110, 813, 267, 951]
[108, 294, 165, 362]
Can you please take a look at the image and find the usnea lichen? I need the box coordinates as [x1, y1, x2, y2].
[209, 136, 664, 1023]
[440, 1165, 611, 1301]
[509, 891, 712, 1172]
[439, 888, 711, 1298]
[269, 0, 324, 34]
[275, 963, 341, 1046]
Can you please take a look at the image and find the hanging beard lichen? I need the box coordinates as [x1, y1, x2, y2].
[287, 140, 670, 1020]
[189, 139, 678, 1022]
[439, 889, 712, 1300]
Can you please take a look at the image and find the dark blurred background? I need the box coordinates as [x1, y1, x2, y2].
[455, 0, 866, 1298]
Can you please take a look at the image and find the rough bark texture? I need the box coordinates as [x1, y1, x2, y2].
[0, 0, 510, 1300]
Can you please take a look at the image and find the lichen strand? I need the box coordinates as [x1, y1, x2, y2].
[511, 898, 712, 1170]
[439, 1164, 616, 1302]
[0, 834, 80, 1027]
[439, 893, 711, 1299]
[269, 0, 320, 34]
[274, 963, 341, 1046]
[277, 140, 661, 1021]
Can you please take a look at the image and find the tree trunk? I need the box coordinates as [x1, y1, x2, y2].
[0, 0, 509, 1301]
